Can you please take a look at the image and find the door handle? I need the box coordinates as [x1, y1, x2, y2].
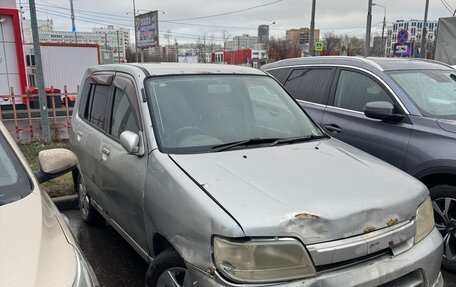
[324, 124, 342, 133]
[76, 131, 83, 141]
[102, 146, 111, 156]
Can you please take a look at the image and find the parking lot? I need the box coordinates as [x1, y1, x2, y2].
[63, 208, 456, 287]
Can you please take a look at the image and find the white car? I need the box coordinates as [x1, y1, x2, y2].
[0, 122, 98, 287]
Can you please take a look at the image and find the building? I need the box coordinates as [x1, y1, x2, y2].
[286, 28, 320, 45]
[22, 19, 54, 44]
[225, 34, 258, 51]
[212, 49, 252, 66]
[385, 19, 438, 57]
[0, 0, 27, 103]
[34, 25, 129, 63]
[258, 25, 269, 44]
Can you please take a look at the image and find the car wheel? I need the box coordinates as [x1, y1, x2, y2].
[430, 184, 456, 273]
[145, 249, 191, 287]
[77, 174, 102, 224]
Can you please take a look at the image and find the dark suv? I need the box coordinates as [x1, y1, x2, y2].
[262, 56, 456, 271]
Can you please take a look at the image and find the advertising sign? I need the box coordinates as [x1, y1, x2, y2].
[135, 11, 159, 48]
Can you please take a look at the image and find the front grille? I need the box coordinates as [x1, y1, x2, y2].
[315, 249, 391, 273]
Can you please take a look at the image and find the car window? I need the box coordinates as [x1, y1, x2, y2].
[334, 70, 393, 112]
[146, 75, 323, 154]
[388, 70, 456, 120]
[110, 88, 139, 138]
[266, 68, 289, 83]
[284, 69, 333, 104]
[0, 133, 32, 206]
[85, 84, 110, 129]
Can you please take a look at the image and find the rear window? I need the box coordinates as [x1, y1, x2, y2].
[0, 133, 32, 206]
[266, 68, 289, 83]
[284, 69, 333, 105]
[84, 84, 111, 129]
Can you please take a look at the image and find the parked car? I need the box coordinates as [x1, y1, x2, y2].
[262, 56, 456, 271]
[0, 122, 98, 287]
[70, 63, 443, 287]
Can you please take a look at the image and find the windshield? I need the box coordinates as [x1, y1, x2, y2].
[146, 75, 324, 153]
[0, 133, 32, 206]
[388, 69, 456, 120]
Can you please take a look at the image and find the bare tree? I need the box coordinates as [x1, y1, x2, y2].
[340, 35, 365, 56]
[197, 33, 208, 63]
[267, 37, 300, 61]
[321, 32, 342, 56]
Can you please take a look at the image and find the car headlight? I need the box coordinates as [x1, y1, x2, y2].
[415, 197, 435, 244]
[73, 248, 98, 287]
[213, 237, 316, 283]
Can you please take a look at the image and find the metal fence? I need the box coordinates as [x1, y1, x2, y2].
[0, 86, 78, 141]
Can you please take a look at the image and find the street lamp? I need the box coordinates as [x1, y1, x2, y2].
[373, 3, 386, 57]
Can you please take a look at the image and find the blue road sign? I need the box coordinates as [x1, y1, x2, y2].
[397, 29, 409, 45]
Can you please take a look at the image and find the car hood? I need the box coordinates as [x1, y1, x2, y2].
[0, 190, 76, 287]
[170, 138, 428, 244]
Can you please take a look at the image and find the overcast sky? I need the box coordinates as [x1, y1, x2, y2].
[19, 0, 456, 43]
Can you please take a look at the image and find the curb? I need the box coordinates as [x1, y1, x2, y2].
[52, 194, 78, 211]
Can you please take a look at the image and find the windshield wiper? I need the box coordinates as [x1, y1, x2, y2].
[211, 138, 279, 152]
[270, 134, 328, 146]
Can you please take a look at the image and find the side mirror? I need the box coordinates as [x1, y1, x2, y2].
[364, 101, 404, 122]
[35, 148, 78, 183]
[120, 131, 140, 154]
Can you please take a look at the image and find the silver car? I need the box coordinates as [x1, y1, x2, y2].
[70, 63, 443, 287]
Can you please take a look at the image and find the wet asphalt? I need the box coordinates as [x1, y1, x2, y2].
[64, 208, 456, 287]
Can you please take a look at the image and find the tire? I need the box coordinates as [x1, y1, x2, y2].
[76, 173, 103, 224]
[430, 184, 456, 273]
[145, 249, 190, 287]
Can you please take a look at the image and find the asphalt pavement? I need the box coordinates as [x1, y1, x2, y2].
[64, 208, 456, 287]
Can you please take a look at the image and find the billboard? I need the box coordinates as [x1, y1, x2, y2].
[135, 11, 159, 49]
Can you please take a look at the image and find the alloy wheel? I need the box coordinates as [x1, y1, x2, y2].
[157, 267, 190, 287]
[433, 197, 456, 261]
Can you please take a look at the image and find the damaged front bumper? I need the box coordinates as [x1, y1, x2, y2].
[188, 228, 443, 287]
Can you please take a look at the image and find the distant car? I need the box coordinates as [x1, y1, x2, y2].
[262, 56, 456, 271]
[70, 63, 442, 286]
[0, 122, 98, 287]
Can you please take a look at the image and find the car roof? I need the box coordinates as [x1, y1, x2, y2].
[261, 56, 453, 72]
[97, 63, 266, 76]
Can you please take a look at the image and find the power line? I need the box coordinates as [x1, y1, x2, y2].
[164, 0, 286, 21]
[25, 3, 372, 32]
[440, 0, 455, 14]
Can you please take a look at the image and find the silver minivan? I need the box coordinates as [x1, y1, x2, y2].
[70, 63, 443, 287]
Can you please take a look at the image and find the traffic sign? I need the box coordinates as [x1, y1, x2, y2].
[315, 42, 324, 52]
[395, 45, 408, 53]
[397, 29, 409, 45]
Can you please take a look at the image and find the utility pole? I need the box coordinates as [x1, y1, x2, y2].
[365, 0, 373, 57]
[420, 0, 430, 58]
[309, 0, 316, 56]
[373, 3, 386, 56]
[133, 0, 138, 62]
[69, 0, 77, 43]
[29, 0, 51, 143]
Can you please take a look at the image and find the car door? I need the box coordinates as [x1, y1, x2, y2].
[282, 67, 335, 124]
[99, 72, 148, 255]
[321, 68, 412, 169]
[72, 72, 114, 207]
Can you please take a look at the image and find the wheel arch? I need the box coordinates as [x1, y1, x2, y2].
[416, 167, 456, 189]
